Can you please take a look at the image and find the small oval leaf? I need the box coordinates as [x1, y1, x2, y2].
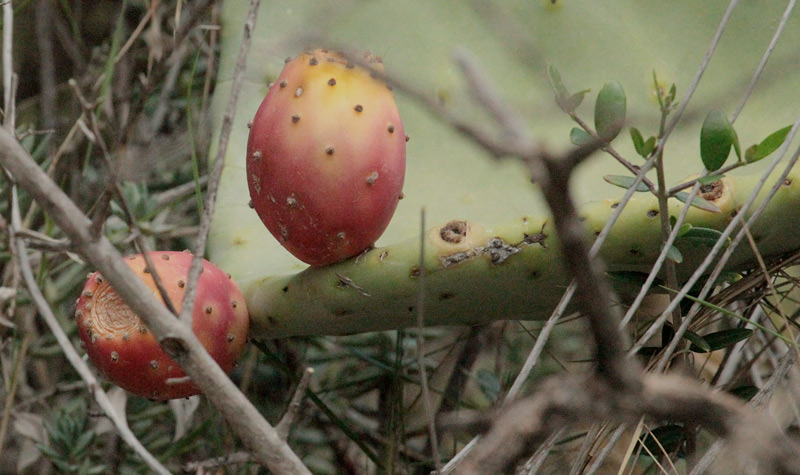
[690, 328, 752, 353]
[663, 244, 683, 264]
[548, 64, 571, 111]
[565, 90, 590, 112]
[676, 227, 729, 247]
[684, 330, 711, 352]
[595, 81, 627, 140]
[673, 191, 721, 213]
[746, 124, 793, 163]
[700, 111, 735, 171]
[603, 174, 650, 192]
[570, 127, 594, 146]
[676, 223, 692, 237]
[642, 136, 657, 156]
[630, 127, 645, 155]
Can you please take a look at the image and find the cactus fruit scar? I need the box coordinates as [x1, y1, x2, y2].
[75, 251, 250, 400]
[246, 49, 407, 267]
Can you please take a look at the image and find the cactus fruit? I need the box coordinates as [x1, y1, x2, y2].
[75, 251, 250, 400]
[246, 49, 407, 266]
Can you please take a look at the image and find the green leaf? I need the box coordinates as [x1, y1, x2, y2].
[717, 271, 742, 285]
[630, 127, 645, 155]
[689, 328, 752, 353]
[643, 136, 657, 156]
[86, 465, 109, 475]
[547, 64, 571, 112]
[667, 83, 677, 107]
[663, 244, 683, 264]
[52, 459, 77, 472]
[700, 111, 736, 171]
[676, 222, 692, 237]
[474, 369, 501, 403]
[676, 227, 729, 247]
[729, 385, 759, 401]
[564, 89, 590, 112]
[35, 443, 62, 460]
[547, 64, 567, 96]
[72, 429, 96, 455]
[698, 174, 724, 185]
[635, 346, 661, 360]
[570, 127, 594, 146]
[731, 125, 742, 160]
[595, 80, 626, 140]
[678, 293, 796, 348]
[745, 124, 793, 163]
[602, 174, 650, 191]
[606, 271, 663, 288]
[639, 424, 686, 458]
[630, 128, 657, 158]
[683, 330, 711, 352]
[673, 192, 721, 213]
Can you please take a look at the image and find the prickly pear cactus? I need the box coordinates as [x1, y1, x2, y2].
[209, 1, 800, 338]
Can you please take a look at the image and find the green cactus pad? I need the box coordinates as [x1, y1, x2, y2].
[209, 1, 800, 338]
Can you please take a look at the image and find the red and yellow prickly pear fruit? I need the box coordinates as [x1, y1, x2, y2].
[75, 251, 250, 400]
[247, 49, 407, 266]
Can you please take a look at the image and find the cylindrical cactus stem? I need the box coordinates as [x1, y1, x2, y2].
[243, 168, 800, 338]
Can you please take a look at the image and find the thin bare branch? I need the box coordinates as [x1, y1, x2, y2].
[276, 367, 314, 441]
[68, 78, 179, 316]
[658, 0, 741, 146]
[2, 0, 13, 131]
[453, 47, 531, 146]
[415, 208, 442, 473]
[731, 0, 797, 123]
[179, 0, 259, 327]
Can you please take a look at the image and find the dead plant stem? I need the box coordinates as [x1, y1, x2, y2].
[179, 0, 259, 326]
[653, 104, 683, 346]
[415, 208, 442, 473]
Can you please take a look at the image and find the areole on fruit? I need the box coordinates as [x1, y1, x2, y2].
[246, 49, 407, 266]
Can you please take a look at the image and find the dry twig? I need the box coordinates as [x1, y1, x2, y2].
[276, 367, 315, 441]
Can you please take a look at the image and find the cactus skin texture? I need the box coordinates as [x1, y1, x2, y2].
[75, 251, 250, 400]
[246, 49, 406, 266]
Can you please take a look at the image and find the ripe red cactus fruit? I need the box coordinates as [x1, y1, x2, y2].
[75, 251, 250, 400]
[247, 49, 407, 266]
